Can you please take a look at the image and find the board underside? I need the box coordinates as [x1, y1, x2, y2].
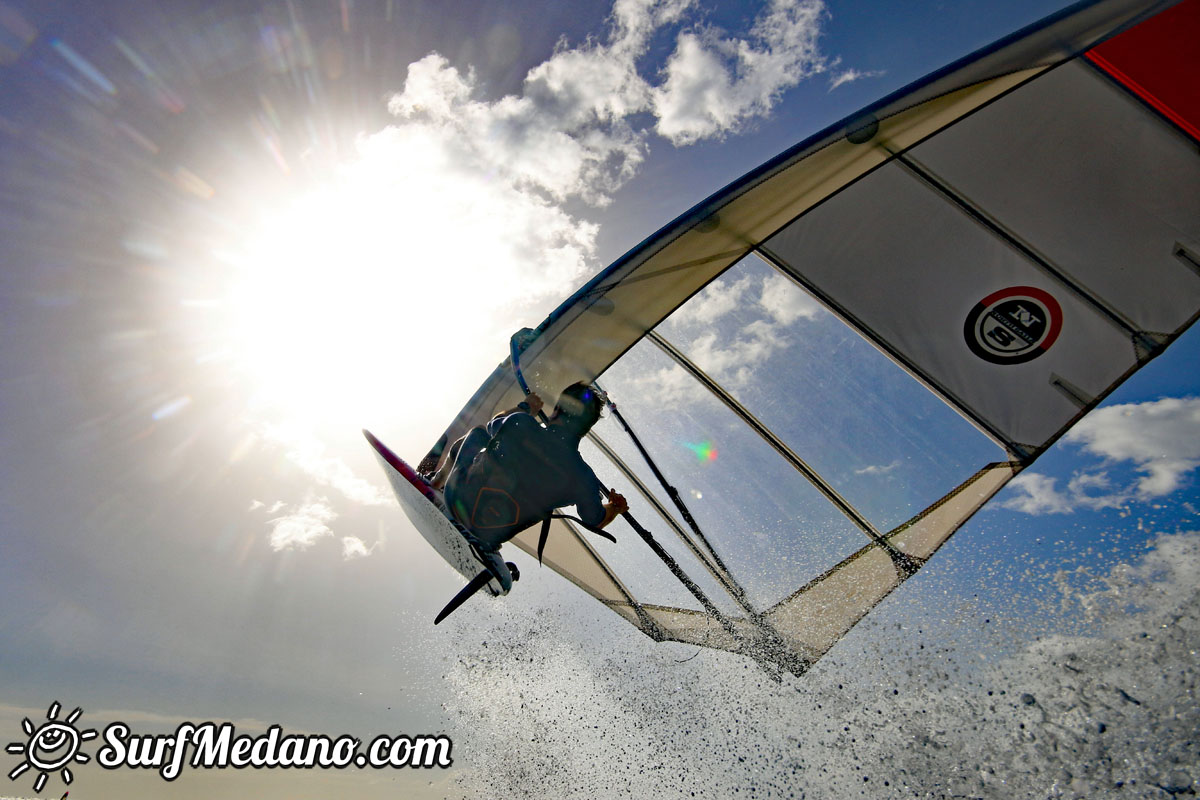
[364, 430, 504, 597]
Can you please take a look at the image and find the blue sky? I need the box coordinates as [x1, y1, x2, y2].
[0, 0, 1196, 798]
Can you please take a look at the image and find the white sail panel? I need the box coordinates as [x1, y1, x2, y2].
[760, 161, 1141, 451]
[914, 61, 1200, 336]
[761, 59, 1200, 455]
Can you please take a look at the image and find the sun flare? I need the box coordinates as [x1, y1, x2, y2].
[180, 94, 603, 459]
[214, 151, 515, 439]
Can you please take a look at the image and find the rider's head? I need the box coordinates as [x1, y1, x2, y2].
[551, 382, 605, 434]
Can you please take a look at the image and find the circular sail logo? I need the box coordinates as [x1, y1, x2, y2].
[964, 286, 1062, 364]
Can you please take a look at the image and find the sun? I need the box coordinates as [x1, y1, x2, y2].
[199, 143, 518, 444]
[173, 120, 597, 462]
[5, 702, 97, 793]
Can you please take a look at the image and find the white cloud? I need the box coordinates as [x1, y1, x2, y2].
[759, 272, 821, 325]
[1065, 471, 1129, 511]
[651, 0, 828, 144]
[628, 363, 696, 410]
[999, 471, 1130, 515]
[668, 273, 755, 328]
[1065, 396, 1200, 498]
[260, 422, 390, 507]
[392, 0, 833, 161]
[828, 67, 884, 90]
[651, 34, 736, 143]
[999, 472, 1075, 515]
[1000, 397, 1200, 515]
[386, 0, 830, 200]
[258, 497, 382, 559]
[687, 318, 788, 389]
[855, 460, 899, 476]
[650, 272, 820, 406]
[390, 54, 643, 207]
[341, 536, 378, 560]
[268, 498, 337, 552]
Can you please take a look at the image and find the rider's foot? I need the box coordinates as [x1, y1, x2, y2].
[470, 545, 513, 592]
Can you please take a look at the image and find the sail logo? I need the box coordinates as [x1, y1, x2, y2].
[964, 286, 1062, 364]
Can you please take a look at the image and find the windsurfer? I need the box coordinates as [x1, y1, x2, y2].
[429, 383, 628, 588]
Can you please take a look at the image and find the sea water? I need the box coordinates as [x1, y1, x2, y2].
[440, 529, 1199, 799]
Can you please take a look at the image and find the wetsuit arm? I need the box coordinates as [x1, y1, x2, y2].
[575, 464, 627, 530]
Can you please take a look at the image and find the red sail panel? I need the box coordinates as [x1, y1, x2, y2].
[1086, 0, 1200, 142]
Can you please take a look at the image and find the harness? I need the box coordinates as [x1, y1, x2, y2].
[449, 418, 615, 557]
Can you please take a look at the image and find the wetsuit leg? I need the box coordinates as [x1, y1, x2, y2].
[451, 427, 490, 474]
[444, 416, 541, 594]
[430, 429, 481, 490]
[443, 426, 492, 530]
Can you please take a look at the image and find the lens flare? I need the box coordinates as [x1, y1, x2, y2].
[684, 440, 718, 463]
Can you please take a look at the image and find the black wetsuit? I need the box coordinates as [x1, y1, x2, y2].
[444, 411, 605, 550]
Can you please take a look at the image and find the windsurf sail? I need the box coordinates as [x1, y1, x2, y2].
[418, 0, 1200, 675]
